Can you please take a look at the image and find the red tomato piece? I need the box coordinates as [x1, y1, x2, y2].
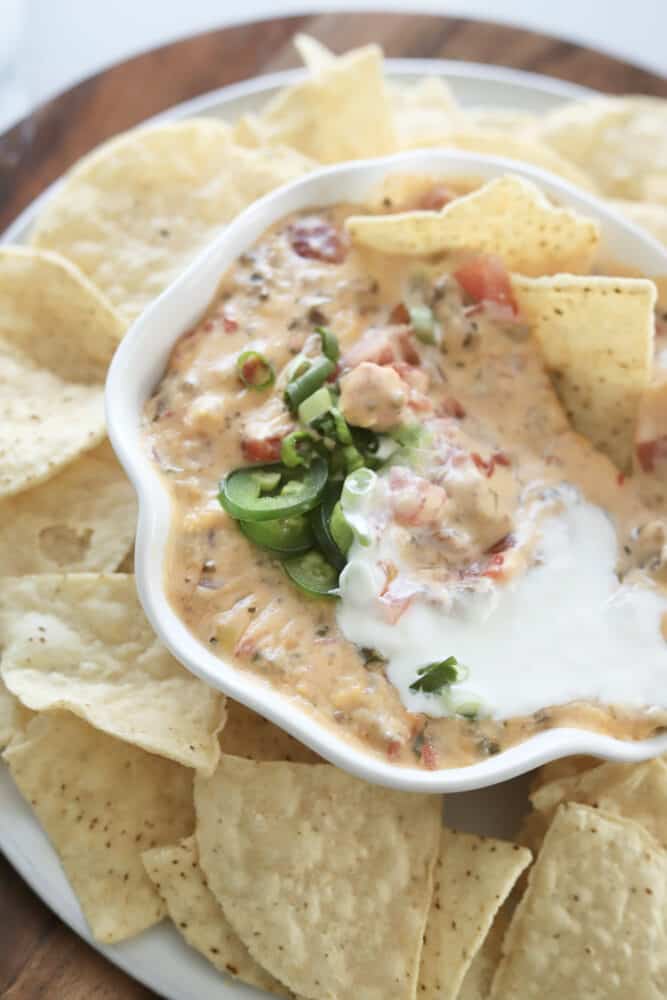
[241, 435, 283, 463]
[454, 255, 518, 313]
[389, 302, 410, 326]
[420, 741, 438, 770]
[439, 397, 466, 419]
[637, 437, 667, 473]
[288, 216, 348, 264]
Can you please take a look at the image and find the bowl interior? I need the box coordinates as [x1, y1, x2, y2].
[106, 148, 667, 792]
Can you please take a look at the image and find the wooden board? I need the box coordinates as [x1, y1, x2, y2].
[0, 11, 665, 999]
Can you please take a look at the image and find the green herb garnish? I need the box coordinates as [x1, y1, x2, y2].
[409, 655, 465, 694]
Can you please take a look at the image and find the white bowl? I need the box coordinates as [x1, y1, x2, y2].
[106, 149, 667, 793]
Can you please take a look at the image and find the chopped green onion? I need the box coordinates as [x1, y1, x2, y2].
[282, 550, 339, 597]
[343, 444, 365, 472]
[236, 350, 275, 390]
[330, 501, 353, 554]
[285, 356, 335, 411]
[219, 457, 328, 522]
[298, 386, 333, 425]
[316, 326, 340, 362]
[281, 430, 317, 468]
[451, 696, 484, 720]
[409, 655, 467, 694]
[342, 467, 377, 508]
[408, 304, 436, 344]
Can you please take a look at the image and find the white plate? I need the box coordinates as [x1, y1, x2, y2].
[0, 59, 591, 1000]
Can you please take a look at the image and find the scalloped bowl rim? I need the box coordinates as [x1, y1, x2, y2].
[106, 148, 667, 793]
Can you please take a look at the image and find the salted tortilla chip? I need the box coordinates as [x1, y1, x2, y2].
[195, 756, 440, 1000]
[251, 45, 396, 164]
[530, 755, 601, 794]
[142, 836, 292, 997]
[388, 77, 462, 146]
[458, 902, 513, 1000]
[531, 757, 667, 849]
[490, 803, 667, 999]
[31, 120, 314, 323]
[0, 440, 136, 575]
[346, 175, 599, 275]
[464, 106, 539, 134]
[0, 679, 32, 750]
[0, 248, 122, 499]
[219, 700, 320, 763]
[0, 574, 225, 773]
[611, 199, 667, 248]
[512, 274, 656, 470]
[4, 713, 194, 943]
[533, 96, 667, 202]
[418, 830, 531, 1000]
[293, 32, 335, 73]
[399, 129, 595, 191]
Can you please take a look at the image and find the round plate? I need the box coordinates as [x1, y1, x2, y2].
[0, 60, 589, 1000]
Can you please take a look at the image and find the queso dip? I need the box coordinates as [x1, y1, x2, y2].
[144, 177, 667, 770]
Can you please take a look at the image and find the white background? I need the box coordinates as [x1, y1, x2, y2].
[2, 0, 664, 131]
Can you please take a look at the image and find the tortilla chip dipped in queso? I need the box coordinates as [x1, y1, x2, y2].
[143, 169, 667, 773]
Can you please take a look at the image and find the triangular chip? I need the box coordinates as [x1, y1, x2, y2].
[531, 757, 667, 849]
[513, 274, 656, 470]
[418, 829, 531, 1000]
[142, 836, 293, 997]
[0, 247, 122, 498]
[0, 574, 225, 772]
[219, 700, 320, 763]
[533, 96, 667, 202]
[195, 756, 441, 1000]
[530, 755, 601, 794]
[345, 175, 599, 275]
[293, 33, 335, 73]
[388, 76, 462, 147]
[458, 901, 513, 1000]
[490, 803, 667, 999]
[31, 120, 314, 322]
[251, 44, 397, 164]
[0, 679, 32, 750]
[4, 713, 194, 943]
[0, 439, 136, 575]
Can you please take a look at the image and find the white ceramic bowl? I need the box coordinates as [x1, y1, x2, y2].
[106, 149, 667, 793]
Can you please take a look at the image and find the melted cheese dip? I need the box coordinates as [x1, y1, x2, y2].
[144, 183, 667, 771]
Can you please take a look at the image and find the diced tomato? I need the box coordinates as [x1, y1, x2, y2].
[398, 330, 421, 366]
[389, 302, 410, 326]
[486, 533, 516, 555]
[454, 255, 518, 314]
[222, 309, 238, 333]
[417, 185, 457, 212]
[637, 437, 667, 473]
[439, 397, 466, 419]
[482, 553, 506, 579]
[240, 357, 261, 385]
[203, 319, 215, 332]
[617, 471, 626, 486]
[241, 435, 283, 463]
[472, 452, 491, 475]
[471, 451, 510, 477]
[288, 216, 348, 264]
[420, 741, 438, 770]
[493, 451, 510, 467]
[386, 739, 402, 760]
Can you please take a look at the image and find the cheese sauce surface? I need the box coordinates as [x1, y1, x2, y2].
[144, 179, 667, 771]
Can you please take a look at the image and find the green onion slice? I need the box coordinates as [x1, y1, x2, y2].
[281, 430, 317, 468]
[298, 386, 333, 425]
[239, 515, 313, 555]
[285, 356, 335, 411]
[408, 304, 436, 344]
[219, 457, 328, 522]
[282, 550, 339, 597]
[316, 326, 340, 362]
[236, 350, 275, 389]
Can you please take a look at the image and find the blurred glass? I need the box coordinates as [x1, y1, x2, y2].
[0, 0, 32, 204]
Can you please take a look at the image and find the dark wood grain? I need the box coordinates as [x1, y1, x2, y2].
[0, 12, 665, 999]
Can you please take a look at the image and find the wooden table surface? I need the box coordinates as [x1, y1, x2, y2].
[1, 11, 665, 999]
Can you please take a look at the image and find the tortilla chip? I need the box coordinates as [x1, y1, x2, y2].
[490, 803, 667, 999]
[0, 247, 122, 499]
[0, 574, 225, 773]
[31, 120, 314, 323]
[252, 45, 397, 164]
[418, 830, 531, 1000]
[464, 106, 539, 134]
[512, 274, 656, 470]
[142, 836, 293, 996]
[219, 700, 320, 763]
[4, 712, 194, 943]
[400, 129, 595, 191]
[533, 96, 667, 202]
[531, 758, 667, 849]
[195, 756, 441, 1000]
[346, 175, 599, 275]
[0, 440, 136, 575]
[458, 902, 513, 1000]
[293, 32, 335, 73]
[530, 755, 601, 794]
[611, 199, 667, 248]
[388, 77, 462, 147]
[0, 679, 32, 750]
